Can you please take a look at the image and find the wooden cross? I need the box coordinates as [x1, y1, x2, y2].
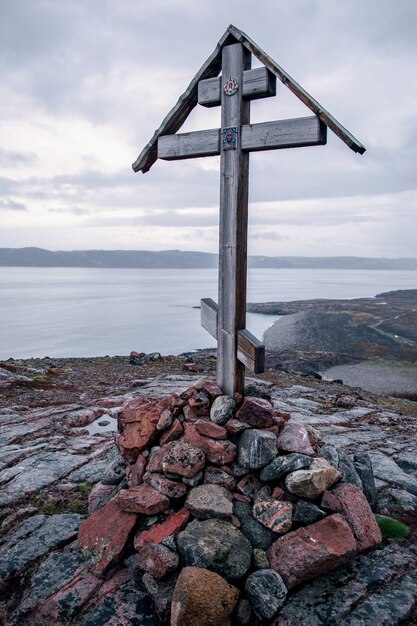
[132, 26, 365, 397]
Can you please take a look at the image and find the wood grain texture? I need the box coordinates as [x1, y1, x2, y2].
[242, 116, 326, 151]
[237, 329, 265, 374]
[227, 24, 366, 155]
[198, 66, 276, 107]
[157, 116, 325, 161]
[217, 43, 251, 397]
[200, 298, 218, 339]
[158, 129, 220, 160]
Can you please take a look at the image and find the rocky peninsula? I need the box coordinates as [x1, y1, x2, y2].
[248, 289, 417, 394]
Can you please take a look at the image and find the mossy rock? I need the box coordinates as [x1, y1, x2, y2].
[376, 514, 410, 539]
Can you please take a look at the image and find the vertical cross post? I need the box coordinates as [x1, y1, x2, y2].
[217, 43, 251, 396]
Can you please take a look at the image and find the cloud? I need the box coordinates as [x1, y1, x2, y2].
[0, 199, 27, 211]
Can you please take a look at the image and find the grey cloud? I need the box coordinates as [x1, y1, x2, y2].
[0, 199, 27, 211]
[0, 149, 38, 166]
[251, 231, 287, 241]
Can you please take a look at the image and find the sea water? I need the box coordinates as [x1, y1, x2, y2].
[0, 267, 415, 360]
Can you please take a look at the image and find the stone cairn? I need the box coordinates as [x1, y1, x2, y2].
[78, 378, 382, 625]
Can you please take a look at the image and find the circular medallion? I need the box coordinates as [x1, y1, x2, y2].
[223, 76, 239, 96]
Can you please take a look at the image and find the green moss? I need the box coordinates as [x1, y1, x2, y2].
[78, 483, 92, 496]
[376, 514, 410, 539]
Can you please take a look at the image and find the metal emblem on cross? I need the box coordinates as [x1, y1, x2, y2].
[132, 25, 365, 397]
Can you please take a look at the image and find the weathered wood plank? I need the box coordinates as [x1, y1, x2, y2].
[242, 116, 326, 151]
[217, 42, 251, 396]
[158, 129, 220, 160]
[201, 298, 218, 339]
[237, 329, 265, 374]
[198, 66, 276, 107]
[132, 29, 235, 173]
[158, 116, 325, 161]
[227, 24, 366, 155]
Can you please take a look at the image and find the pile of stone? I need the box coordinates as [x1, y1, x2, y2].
[78, 378, 382, 625]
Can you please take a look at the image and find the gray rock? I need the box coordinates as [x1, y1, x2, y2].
[354, 451, 377, 508]
[177, 518, 252, 580]
[245, 569, 288, 620]
[376, 488, 417, 514]
[368, 452, 417, 496]
[210, 395, 236, 425]
[293, 500, 327, 525]
[260, 453, 312, 482]
[233, 500, 277, 550]
[338, 450, 363, 490]
[142, 572, 178, 624]
[101, 456, 127, 485]
[182, 470, 203, 487]
[317, 444, 339, 468]
[244, 382, 272, 402]
[238, 429, 277, 470]
[7, 544, 84, 622]
[393, 450, 417, 478]
[233, 598, 253, 626]
[0, 514, 83, 584]
[185, 484, 233, 519]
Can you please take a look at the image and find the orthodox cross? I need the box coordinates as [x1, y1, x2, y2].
[132, 25, 365, 397]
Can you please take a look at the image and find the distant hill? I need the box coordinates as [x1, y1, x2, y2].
[0, 247, 417, 270]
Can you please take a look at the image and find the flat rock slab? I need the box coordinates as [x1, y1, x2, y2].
[0, 451, 88, 507]
[267, 514, 357, 589]
[118, 484, 169, 515]
[78, 499, 137, 575]
[0, 514, 83, 585]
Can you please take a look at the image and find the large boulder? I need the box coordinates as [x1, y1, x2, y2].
[177, 519, 252, 580]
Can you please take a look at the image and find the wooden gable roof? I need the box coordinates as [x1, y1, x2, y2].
[132, 24, 365, 174]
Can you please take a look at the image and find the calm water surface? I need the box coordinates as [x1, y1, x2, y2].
[0, 267, 415, 360]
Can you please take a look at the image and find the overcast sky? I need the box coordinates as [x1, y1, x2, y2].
[1, 0, 416, 257]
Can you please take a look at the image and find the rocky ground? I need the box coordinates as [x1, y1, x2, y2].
[1, 354, 417, 624]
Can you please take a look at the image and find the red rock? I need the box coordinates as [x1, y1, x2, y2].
[182, 363, 200, 372]
[171, 393, 187, 417]
[321, 483, 382, 551]
[117, 485, 169, 515]
[188, 391, 211, 417]
[194, 378, 223, 400]
[116, 398, 163, 461]
[171, 567, 239, 626]
[130, 351, 145, 362]
[78, 499, 137, 575]
[147, 440, 206, 478]
[252, 499, 292, 533]
[183, 423, 237, 465]
[183, 404, 196, 421]
[134, 508, 190, 550]
[272, 411, 286, 430]
[143, 472, 187, 499]
[276, 422, 316, 456]
[236, 474, 262, 500]
[159, 418, 184, 445]
[274, 409, 291, 422]
[137, 543, 179, 579]
[272, 486, 285, 500]
[232, 492, 251, 504]
[267, 514, 357, 588]
[195, 419, 227, 439]
[225, 419, 250, 435]
[126, 453, 147, 488]
[157, 408, 174, 431]
[236, 396, 275, 427]
[204, 467, 237, 491]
